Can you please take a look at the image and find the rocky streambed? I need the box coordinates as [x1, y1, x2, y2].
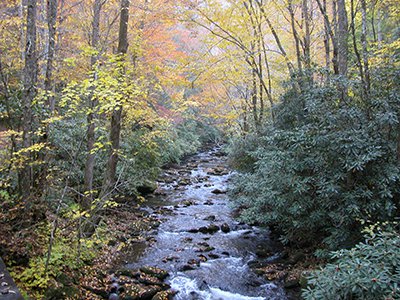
[103, 146, 303, 300]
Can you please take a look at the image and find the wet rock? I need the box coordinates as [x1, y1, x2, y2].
[187, 228, 199, 233]
[203, 183, 213, 187]
[179, 264, 196, 271]
[203, 215, 216, 221]
[136, 285, 162, 300]
[158, 175, 175, 184]
[180, 199, 196, 207]
[247, 260, 270, 269]
[198, 224, 219, 234]
[178, 178, 191, 186]
[206, 167, 229, 176]
[162, 256, 179, 263]
[110, 282, 120, 293]
[195, 245, 215, 252]
[151, 290, 176, 300]
[255, 248, 272, 258]
[109, 293, 119, 300]
[211, 188, 227, 194]
[137, 180, 158, 195]
[137, 275, 164, 286]
[146, 237, 157, 244]
[203, 200, 214, 206]
[284, 278, 300, 289]
[117, 269, 140, 278]
[140, 267, 169, 280]
[221, 251, 230, 256]
[197, 254, 208, 262]
[182, 237, 193, 242]
[187, 259, 200, 266]
[197, 242, 210, 247]
[154, 189, 167, 196]
[208, 253, 220, 259]
[220, 223, 230, 233]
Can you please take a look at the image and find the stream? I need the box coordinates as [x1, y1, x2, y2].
[126, 146, 288, 300]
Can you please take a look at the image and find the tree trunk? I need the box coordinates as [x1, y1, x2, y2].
[322, 0, 330, 71]
[44, 0, 58, 113]
[302, 0, 311, 72]
[21, 0, 38, 198]
[360, 0, 370, 96]
[102, 0, 130, 195]
[82, 0, 103, 211]
[337, 0, 348, 77]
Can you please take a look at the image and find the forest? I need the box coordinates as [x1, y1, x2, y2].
[0, 0, 399, 299]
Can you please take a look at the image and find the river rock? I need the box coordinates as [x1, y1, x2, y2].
[197, 254, 208, 262]
[211, 188, 227, 194]
[154, 188, 167, 196]
[109, 293, 119, 300]
[151, 290, 176, 300]
[206, 167, 229, 176]
[208, 253, 220, 259]
[255, 248, 272, 258]
[180, 199, 196, 207]
[198, 224, 219, 234]
[220, 223, 230, 233]
[203, 215, 216, 221]
[178, 178, 191, 186]
[203, 200, 214, 206]
[179, 264, 196, 271]
[162, 256, 179, 263]
[137, 180, 158, 195]
[140, 267, 169, 280]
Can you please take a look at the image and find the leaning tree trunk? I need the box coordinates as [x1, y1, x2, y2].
[21, 0, 38, 198]
[102, 0, 130, 196]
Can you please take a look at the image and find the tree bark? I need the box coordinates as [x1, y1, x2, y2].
[21, 0, 38, 198]
[102, 0, 130, 195]
[44, 0, 58, 113]
[288, 0, 303, 74]
[83, 0, 103, 211]
[337, 0, 348, 77]
[322, 0, 330, 71]
[360, 0, 370, 96]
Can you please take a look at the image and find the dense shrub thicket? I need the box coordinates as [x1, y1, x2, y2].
[303, 229, 400, 299]
[230, 43, 400, 250]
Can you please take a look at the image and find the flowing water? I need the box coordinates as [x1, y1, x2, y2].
[127, 147, 288, 300]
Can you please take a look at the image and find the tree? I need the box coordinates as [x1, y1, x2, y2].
[337, 0, 348, 77]
[102, 0, 130, 195]
[82, 0, 104, 211]
[21, 0, 38, 197]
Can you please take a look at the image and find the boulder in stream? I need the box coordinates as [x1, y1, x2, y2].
[139, 267, 169, 280]
[220, 223, 230, 233]
[211, 188, 227, 194]
[198, 224, 219, 234]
